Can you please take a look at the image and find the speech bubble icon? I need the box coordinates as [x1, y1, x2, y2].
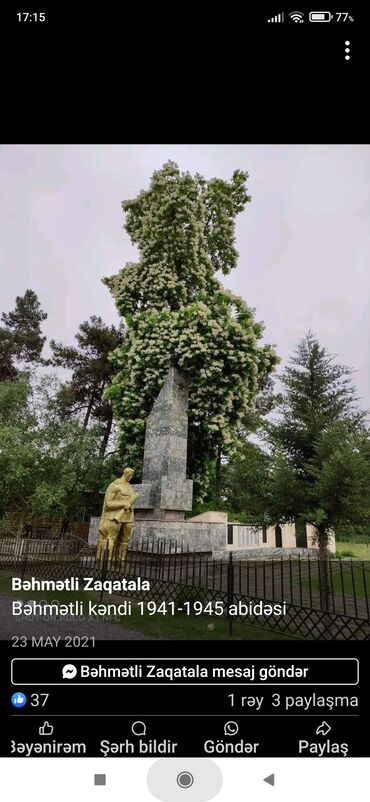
[131, 720, 146, 736]
[62, 664, 78, 679]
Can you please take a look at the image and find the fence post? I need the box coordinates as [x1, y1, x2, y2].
[227, 552, 234, 637]
[317, 552, 333, 640]
[21, 538, 30, 582]
[99, 543, 109, 603]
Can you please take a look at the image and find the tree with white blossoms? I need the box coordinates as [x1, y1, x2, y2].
[103, 162, 279, 500]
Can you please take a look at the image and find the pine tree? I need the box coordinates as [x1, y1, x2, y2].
[1, 289, 47, 364]
[272, 331, 363, 471]
[0, 330, 18, 380]
[0, 289, 47, 376]
[266, 332, 370, 610]
[50, 316, 123, 456]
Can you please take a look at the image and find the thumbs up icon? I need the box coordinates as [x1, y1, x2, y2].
[39, 721, 54, 736]
[11, 692, 27, 708]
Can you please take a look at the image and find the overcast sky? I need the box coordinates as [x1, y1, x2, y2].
[1, 144, 369, 406]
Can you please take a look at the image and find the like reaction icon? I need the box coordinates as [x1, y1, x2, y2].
[39, 721, 54, 736]
[11, 692, 27, 708]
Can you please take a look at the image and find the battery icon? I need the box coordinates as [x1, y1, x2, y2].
[309, 11, 333, 21]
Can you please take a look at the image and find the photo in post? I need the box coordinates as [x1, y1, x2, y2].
[1, 146, 369, 644]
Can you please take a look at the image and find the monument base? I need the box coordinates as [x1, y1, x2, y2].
[212, 546, 319, 560]
[132, 519, 226, 553]
[88, 517, 227, 554]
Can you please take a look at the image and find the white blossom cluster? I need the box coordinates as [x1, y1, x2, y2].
[104, 163, 278, 495]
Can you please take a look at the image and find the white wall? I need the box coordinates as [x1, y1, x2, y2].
[228, 522, 336, 551]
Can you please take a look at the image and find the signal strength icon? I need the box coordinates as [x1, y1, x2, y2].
[289, 11, 304, 22]
[267, 11, 284, 22]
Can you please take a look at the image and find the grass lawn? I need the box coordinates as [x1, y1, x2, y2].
[302, 562, 370, 597]
[0, 574, 295, 641]
[334, 541, 370, 560]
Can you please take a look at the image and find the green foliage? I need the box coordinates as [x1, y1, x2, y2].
[104, 162, 278, 498]
[264, 333, 370, 543]
[29, 422, 105, 519]
[50, 315, 123, 455]
[0, 289, 47, 374]
[301, 424, 370, 531]
[0, 376, 39, 514]
[270, 331, 364, 472]
[335, 524, 370, 542]
[0, 329, 18, 380]
[216, 333, 370, 560]
[222, 441, 271, 523]
[105, 162, 251, 315]
[0, 374, 111, 521]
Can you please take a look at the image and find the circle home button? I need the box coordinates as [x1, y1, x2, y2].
[147, 759, 223, 801]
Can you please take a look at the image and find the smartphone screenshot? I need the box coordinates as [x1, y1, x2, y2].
[0, 6, 368, 800]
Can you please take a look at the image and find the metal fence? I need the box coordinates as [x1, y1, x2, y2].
[0, 532, 88, 562]
[1, 535, 369, 640]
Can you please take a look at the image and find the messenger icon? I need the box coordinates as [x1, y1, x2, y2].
[62, 664, 78, 679]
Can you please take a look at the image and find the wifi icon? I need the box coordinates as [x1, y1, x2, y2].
[289, 10, 304, 22]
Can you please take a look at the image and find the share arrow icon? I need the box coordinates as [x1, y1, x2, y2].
[315, 721, 332, 736]
[264, 774, 275, 787]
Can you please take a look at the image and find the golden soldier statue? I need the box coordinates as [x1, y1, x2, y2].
[97, 467, 139, 561]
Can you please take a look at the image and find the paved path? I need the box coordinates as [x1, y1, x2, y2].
[0, 595, 151, 640]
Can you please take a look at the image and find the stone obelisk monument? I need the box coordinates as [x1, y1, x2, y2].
[131, 366, 226, 550]
[133, 366, 193, 521]
[87, 366, 226, 552]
